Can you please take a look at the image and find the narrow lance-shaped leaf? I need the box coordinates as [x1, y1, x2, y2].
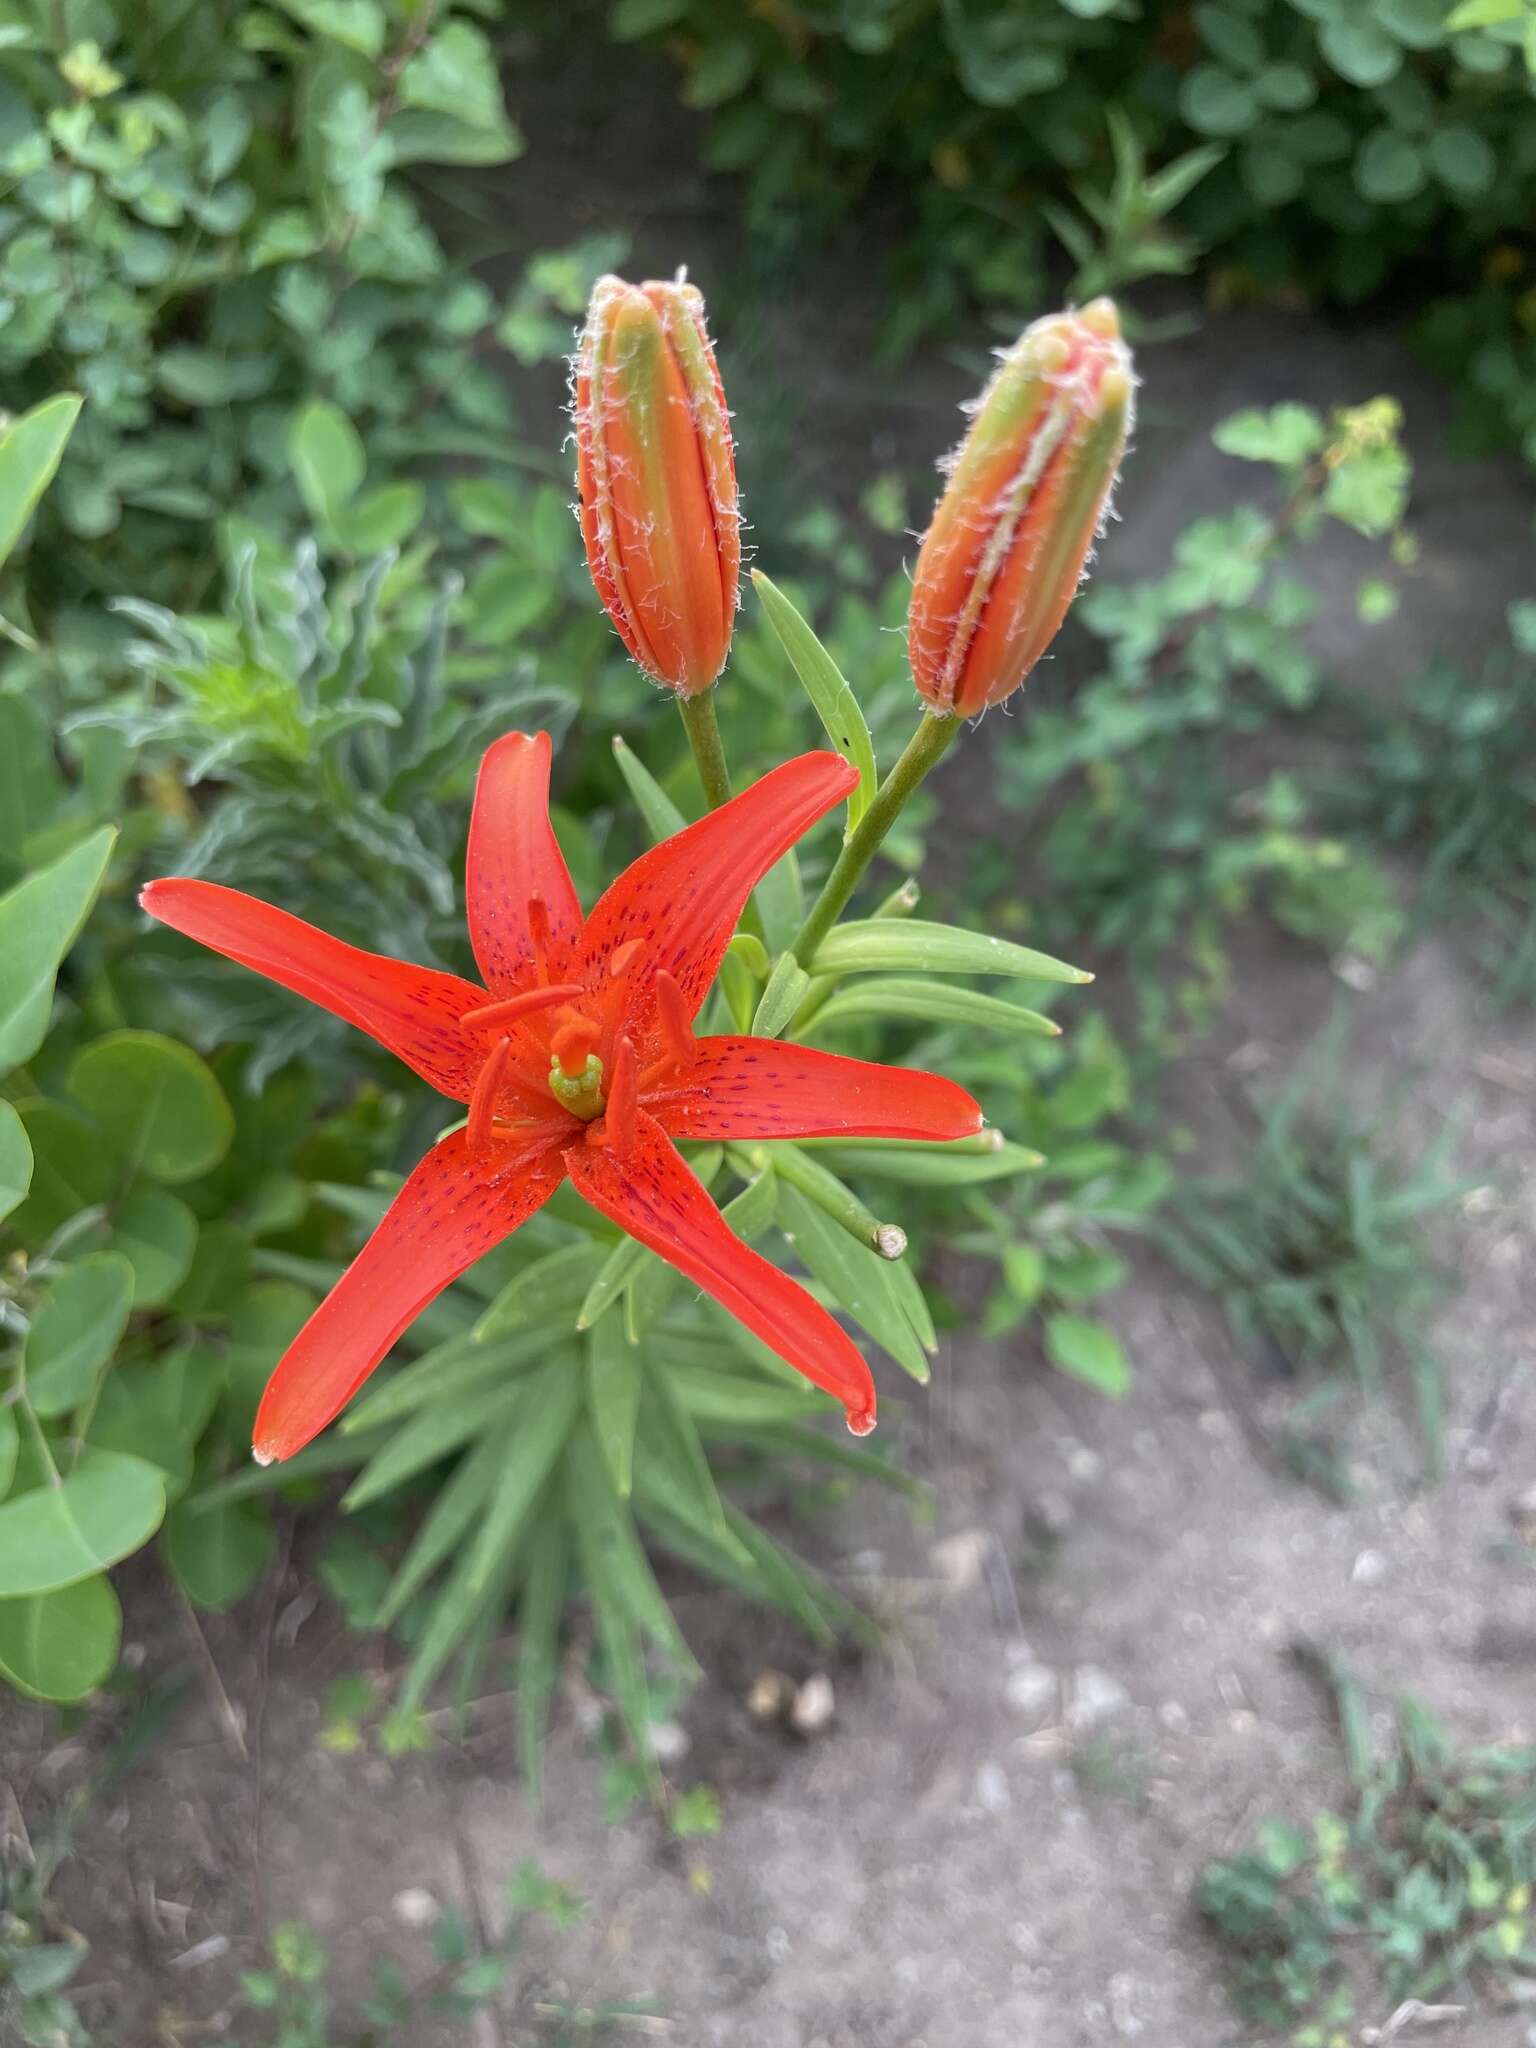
[587, 1318, 641, 1498]
[0, 392, 83, 571]
[808, 918, 1090, 984]
[0, 827, 116, 1073]
[777, 1182, 929, 1382]
[611, 734, 688, 841]
[752, 569, 877, 830]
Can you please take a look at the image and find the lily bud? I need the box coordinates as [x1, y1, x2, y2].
[908, 298, 1133, 718]
[575, 272, 740, 697]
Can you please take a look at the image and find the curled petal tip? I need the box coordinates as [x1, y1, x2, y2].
[251, 1440, 277, 1467]
[846, 1401, 878, 1439]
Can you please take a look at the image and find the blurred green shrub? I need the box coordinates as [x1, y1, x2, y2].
[599, 0, 1536, 429]
[0, 0, 618, 646]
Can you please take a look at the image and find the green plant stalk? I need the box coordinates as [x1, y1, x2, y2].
[677, 687, 734, 810]
[791, 711, 960, 969]
[728, 1141, 906, 1258]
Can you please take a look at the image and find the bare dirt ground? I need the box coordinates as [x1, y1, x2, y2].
[7, 45, 1536, 2048]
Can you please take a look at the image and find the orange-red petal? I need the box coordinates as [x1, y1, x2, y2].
[582, 751, 858, 1045]
[646, 1037, 984, 1143]
[139, 878, 487, 1101]
[566, 1111, 876, 1433]
[465, 731, 583, 992]
[252, 1130, 566, 1462]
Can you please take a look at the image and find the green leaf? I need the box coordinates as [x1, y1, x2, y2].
[270, 0, 385, 54]
[334, 480, 426, 554]
[1213, 404, 1325, 466]
[611, 735, 688, 841]
[1354, 128, 1425, 203]
[0, 1407, 17, 1500]
[288, 399, 366, 531]
[68, 1030, 233, 1184]
[809, 1138, 1043, 1186]
[1425, 124, 1496, 197]
[778, 1183, 928, 1380]
[515, 1511, 570, 1804]
[24, 1252, 135, 1417]
[0, 1575, 120, 1701]
[462, 1356, 583, 1596]
[577, 1234, 649, 1330]
[1320, 17, 1402, 84]
[1044, 1314, 1131, 1397]
[752, 571, 877, 829]
[1178, 65, 1257, 137]
[164, 1495, 274, 1610]
[811, 976, 1059, 1038]
[375, 1420, 512, 1626]
[0, 693, 65, 870]
[586, 1319, 641, 1498]
[400, 21, 506, 130]
[1444, 0, 1520, 23]
[752, 952, 812, 1039]
[0, 826, 116, 1073]
[0, 1097, 32, 1223]
[0, 1449, 166, 1596]
[109, 1186, 198, 1307]
[474, 1243, 594, 1340]
[0, 392, 82, 571]
[809, 919, 1089, 984]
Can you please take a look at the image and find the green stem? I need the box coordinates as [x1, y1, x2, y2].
[676, 688, 733, 811]
[791, 711, 961, 970]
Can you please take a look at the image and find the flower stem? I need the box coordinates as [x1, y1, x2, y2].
[677, 688, 733, 811]
[791, 711, 961, 969]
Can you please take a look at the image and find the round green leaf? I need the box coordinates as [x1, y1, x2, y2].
[163, 1496, 274, 1611]
[1425, 124, 1496, 197]
[0, 1448, 166, 1596]
[1044, 1314, 1132, 1398]
[0, 1575, 120, 1701]
[110, 1186, 198, 1307]
[0, 1406, 18, 1501]
[0, 1096, 32, 1223]
[8, 1098, 115, 1244]
[1355, 128, 1427, 202]
[68, 1030, 233, 1184]
[1241, 140, 1306, 204]
[1178, 64, 1258, 136]
[1253, 61, 1317, 110]
[1319, 18, 1402, 83]
[1377, 0, 1454, 45]
[24, 1252, 135, 1418]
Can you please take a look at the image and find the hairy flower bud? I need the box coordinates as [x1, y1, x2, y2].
[908, 299, 1133, 717]
[575, 272, 740, 696]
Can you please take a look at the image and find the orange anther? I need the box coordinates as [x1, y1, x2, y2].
[460, 982, 585, 1033]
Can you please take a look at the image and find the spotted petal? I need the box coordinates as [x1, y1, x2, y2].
[648, 1037, 984, 1143]
[583, 751, 858, 1044]
[566, 1111, 876, 1432]
[465, 730, 584, 993]
[140, 879, 487, 1100]
[253, 1130, 566, 1462]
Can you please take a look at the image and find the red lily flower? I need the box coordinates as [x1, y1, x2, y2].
[140, 737, 982, 1464]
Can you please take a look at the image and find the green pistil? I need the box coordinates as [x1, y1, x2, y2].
[550, 1053, 605, 1120]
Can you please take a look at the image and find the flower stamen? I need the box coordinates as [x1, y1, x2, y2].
[597, 1035, 639, 1159]
[466, 1036, 514, 1152]
[460, 982, 585, 1034]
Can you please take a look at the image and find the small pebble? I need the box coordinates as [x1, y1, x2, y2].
[930, 1528, 990, 1592]
[1067, 1666, 1130, 1732]
[1352, 1548, 1388, 1585]
[392, 1888, 439, 1929]
[1005, 1664, 1059, 1721]
[746, 1670, 794, 1721]
[790, 1673, 836, 1736]
[647, 1718, 690, 1764]
[975, 1760, 1011, 1814]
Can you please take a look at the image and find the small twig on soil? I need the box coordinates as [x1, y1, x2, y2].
[450, 1805, 507, 2048]
[250, 1515, 294, 1949]
[172, 1580, 247, 1764]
